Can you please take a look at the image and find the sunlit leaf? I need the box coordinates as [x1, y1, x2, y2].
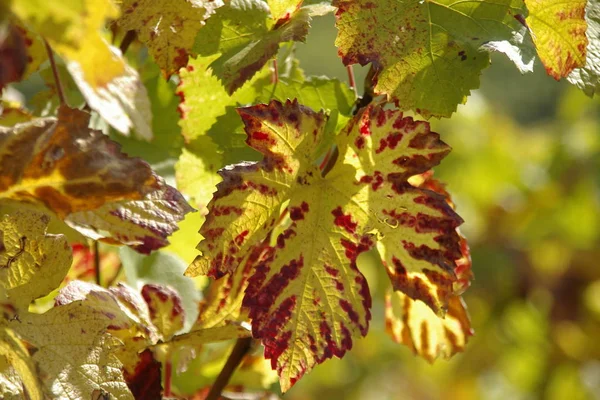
[117, 0, 223, 77]
[8, 0, 125, 88]
[334, 0, 527, 117]
[193, 0, 311, 93]
[525, 0, 588, 79]
[385, 291, 472, 362]
[187, 100, 465, 390]
[10, 302, 134, 400]
[141, 283, 185, 340]
[0, 101, 33, 126]
[0, 106, 193, 251]
[0, 210, 71, 309]
[0, 328, 43, 400]
[567, 0, 600, 96]
[67, 48, 153, 140]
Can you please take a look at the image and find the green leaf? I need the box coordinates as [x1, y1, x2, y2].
[567, 0, 600, 96]
[187, 100, 466, 390]
[334, 0, 527, 117]
[267, 0, 302, 21]
[525, 0, 588, 79]
[193, 0, 311, 93]
[116, 0, 223, 77]
[178, 55, 271, 143]
[175, 142, 222, 210]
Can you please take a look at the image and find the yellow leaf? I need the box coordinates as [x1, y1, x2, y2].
[385, 291, 472, 362]
[0, 328, 43, 400]
[526, 0, 588, 79]
[0, 210, 71, 309]
[116, 0, 223, 76]
[11, 303, 134, 400]
[189, 100, 466, 390]
[9, 0, 125, 88]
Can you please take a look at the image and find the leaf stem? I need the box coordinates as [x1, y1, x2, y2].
[205, 337, 252, 400]
[271, 59, 279, 85]
[119, 30, 137, 56]
[44, 40, 66, 106]
[346, 65, 357, 98]
[94, 241, 101, 286]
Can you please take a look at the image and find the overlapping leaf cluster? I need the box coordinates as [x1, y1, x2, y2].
[0, 0, 598, 398]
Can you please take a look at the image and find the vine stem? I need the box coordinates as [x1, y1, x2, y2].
[205, 337, 252, 400]
[119, 30, 137, 55]
[346, 65, 357, 97]
[44, 40, 66, 106]
[93, 241, 101, 286]
[164, 358, 172, 397]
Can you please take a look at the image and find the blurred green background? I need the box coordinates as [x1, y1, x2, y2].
[280, 14, 600, 400]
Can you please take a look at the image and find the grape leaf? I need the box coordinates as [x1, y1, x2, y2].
[120, 248, 201, 331]
[55, 281, 159, 374]
[567, 0, 600, 96]
[122, 349, 162, 400]
[141, 283, 185, 340]
[267, 0, 302, 21]
[176, 55, 355, 208]
[0, 355, 29, 400]
[8, 0, 125, 88]
[0, 328, 43, 400]
[0, 106, 193, 251]
[187, 100, 465, 390]
[334, 0, 527, 117]
[117, 0, 223, 77]
[0, 24, 29, 89]
[525, 0, 588, 79]
[165, 323, 251, 348]
[67, 48, 153, 140]
[385, 291, 472, 362]
[0, 101, 33, 127]
[178, 55, 272, 143]
[193, 0, 311, 93]
[65, 185, 194, 254]
[176, 142, 223, 210]
[0, 211, 71, 309]
[9, 302, 134, 400]
[196, 245, 260, 329]
[383, 171, 473, 361]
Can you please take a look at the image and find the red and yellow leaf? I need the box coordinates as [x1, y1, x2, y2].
[525, 0, 588, 79]
[141, 283, 185, 341]
[385, 291, 472, 362]
[334, 0, 526, 117]
[117, 0, 222, 77]
[188, 100, 467, 390]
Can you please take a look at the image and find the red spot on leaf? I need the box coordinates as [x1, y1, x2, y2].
[332, 206, 357, 234]
[339, 299, 359, 324]
[234, 230, 249, 246]
[290, 201, 309, 221]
